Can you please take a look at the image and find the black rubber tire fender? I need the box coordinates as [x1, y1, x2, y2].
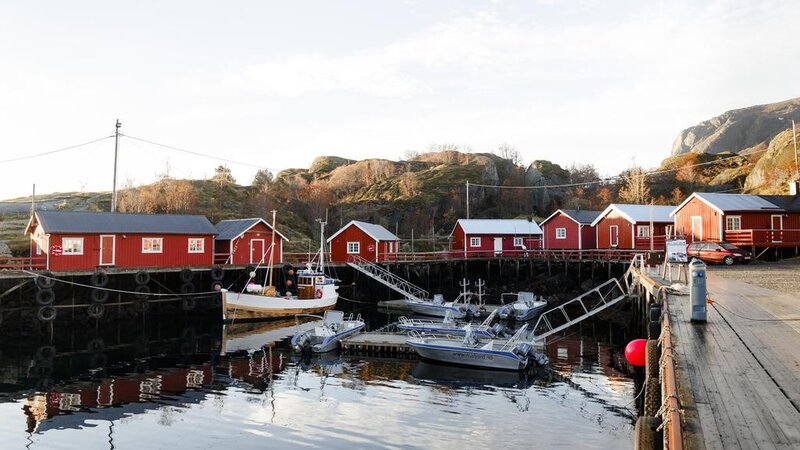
[37, 306, 57, 322]
[35, 272, 56, 289]
[180, 283, 196, 294]
[91, 270, 109, 287]
[180, 268, 194, 283]
[210, 266, 224, 281]
[648, 320, 661, 340]
[134, 270, 151, 285]
[181, 297, 196, 311]
[91, 288, 109, 303]
[35, 288, 55, 306]
[87, 303, 105, 319]
[634, 416, 661, 450]
[645, 339, 661, 380]
[644, 377, 662, 417]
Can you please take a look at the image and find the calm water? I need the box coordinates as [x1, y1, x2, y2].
[0, 306, 637, 449]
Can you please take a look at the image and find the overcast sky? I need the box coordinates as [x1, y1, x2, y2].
[2, 0, 799, 199]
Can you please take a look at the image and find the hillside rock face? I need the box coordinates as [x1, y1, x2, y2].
[671, 97, 800, 156]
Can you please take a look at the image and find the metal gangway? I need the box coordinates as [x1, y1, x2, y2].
[529, 254, 645, 342]
[347, 255, 429, 301]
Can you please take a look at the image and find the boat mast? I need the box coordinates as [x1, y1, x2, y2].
[317, 218, 326, 271]
[264, 210, 277, 294]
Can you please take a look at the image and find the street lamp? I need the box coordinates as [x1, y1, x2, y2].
[778, 117, 798, 178]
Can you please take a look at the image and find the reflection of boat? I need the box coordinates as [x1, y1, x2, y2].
[410, 360, 529, 388]
[222, 219, 338, 321]
[290, 311, 365, 353]
[406, 293, 478, 319]
[222, 317, 322, 354]
[397, 309, 506, 338]
[406, 325, 545, 371]
[497, 292, 548, 321]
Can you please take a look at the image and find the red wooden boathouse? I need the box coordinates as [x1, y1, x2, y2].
[214, 218, 286, 265]
[591, 204, 673, 250]
[539, 209, 600, 250]
[327, 220, 400, 263]
[26, 211, 217, 272]
[449, 219, 542, 258]
[670, 190, 800, 248]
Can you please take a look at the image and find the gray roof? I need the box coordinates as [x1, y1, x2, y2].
[215, 218, 288, 242]
[453, 219, 543, 236]
[32, 211, 217, 235]
[760, 195, 800, 212]
[559, 209, 601, 224]
[695, 193, 782, 212]
[592, 204, 674, 226]
[327, 220, 399, 243]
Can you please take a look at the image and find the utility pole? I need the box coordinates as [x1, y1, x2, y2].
[466, 180, 470, 219]
[111, 119, 121, 212]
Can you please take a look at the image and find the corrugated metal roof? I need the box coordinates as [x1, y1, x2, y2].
[327, 220, 399, 243]
[757, 195, 800, 212]
[455, 219, 543, 235]
[215, 219, 261, 241]
[351, 221, 399, 241]
[560, 209, 601, 224]
[35, 211, 217, 234]
[696, 193, 782, 211]
[593, 204, 674, 226]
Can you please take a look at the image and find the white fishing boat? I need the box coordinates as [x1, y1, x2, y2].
[222, 217, 338, 322]
[496, 292, 548, 321]
[406, 292, 479, 319]
[290, 310, 365, 353]
[406, 324, 545, 371]
[397, 309, 507, 338]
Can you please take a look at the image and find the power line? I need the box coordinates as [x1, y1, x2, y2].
[0, 136, 114, 164]
[468, 150, 764, 190]
[122, 134, 281, 172]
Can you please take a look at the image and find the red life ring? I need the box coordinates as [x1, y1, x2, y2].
[315, 288, 323, 299]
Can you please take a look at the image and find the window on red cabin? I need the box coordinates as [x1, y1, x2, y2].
[636, 225, 650, 237]
[188, 238, 205, 253]
[142, 237, 163, 254]
[470, 237, 481, 247]
[62, 237, 84, 255]
[347, 242, 360, 254]
[726, 216, 741, 230]
[555, 228, 566, 239]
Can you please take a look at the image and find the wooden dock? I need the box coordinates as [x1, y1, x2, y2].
[666, 273, 800, 449]
[340, 332, 417, 358]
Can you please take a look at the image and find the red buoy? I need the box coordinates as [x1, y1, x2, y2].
[624, 339, 647, 367]
[285, 279, 293, 287]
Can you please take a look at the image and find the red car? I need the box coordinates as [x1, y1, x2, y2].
[686, 241, 752, 265]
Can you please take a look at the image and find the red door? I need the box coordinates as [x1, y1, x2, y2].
[100, 235, 115, 266]
[771, 215, 783, 243]
[250, 239, 265, 264]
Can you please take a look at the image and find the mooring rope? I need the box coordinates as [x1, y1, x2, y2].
[22, 270, 219, 297]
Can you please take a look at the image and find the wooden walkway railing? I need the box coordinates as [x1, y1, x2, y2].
[725, 228, 800, 247]
[0, 256, 47, 270]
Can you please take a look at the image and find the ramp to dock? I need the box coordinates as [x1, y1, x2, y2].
[347, 255, 429, 301]
[670, 273, 800, 449]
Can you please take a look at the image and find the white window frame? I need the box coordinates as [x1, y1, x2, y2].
[726, 215, 741, 231]
[62, 237, 84, 255]
[188, 238, 205, 253]
[555, 228, 567, 240]
[470, 237, 481, 247]
[346, 241, 360, 254]
[142, 237, 164, 254]
[513, 237, 523, 247]
[636, 225, 650, 237]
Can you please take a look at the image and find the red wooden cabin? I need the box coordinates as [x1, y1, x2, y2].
[449, 219, 542, 258]
[214, 218, 286, 265]
[26, 211, 217, 272]
[591, 204, 673, 251]
[327, 221, 400, 263]
[540, 209, 600, 250]
[670, 191, 800, 248]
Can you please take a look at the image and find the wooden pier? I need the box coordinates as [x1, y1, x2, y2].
[340, 332, 417, 358]
[631, 266, 800, 449]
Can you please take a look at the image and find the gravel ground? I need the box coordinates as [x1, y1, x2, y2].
[707, 257, 800, 296]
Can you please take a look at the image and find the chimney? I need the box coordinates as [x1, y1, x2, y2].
[790, 180, 800, 196]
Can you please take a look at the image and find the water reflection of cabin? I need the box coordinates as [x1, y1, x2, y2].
[26, 211, 217, 271]
[214, 218, 287, 265]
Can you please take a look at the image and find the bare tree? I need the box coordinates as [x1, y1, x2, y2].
[497, 143, 522, 166]
[618, 166, 651, 204]
[212, 165, 236, 185]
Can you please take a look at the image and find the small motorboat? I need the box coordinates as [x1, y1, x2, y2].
[405, 292, 478, 319]
[397, 309, 507, 338]
[290, 310, 365, 353]
[496, 292, 548, 321]
[222, 316, 322, 354]
[406, 324, 546, 371]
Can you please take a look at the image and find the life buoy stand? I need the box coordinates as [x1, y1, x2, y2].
[134, 270, 151, 286]
[35, 272, 56, 289]
[35, 288, 55, 306]
[210, 267, 224, 281]
[315, 288, 323, 299]
[91, 270, 109, 288]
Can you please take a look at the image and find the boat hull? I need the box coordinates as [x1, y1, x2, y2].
[397, 324, 493, 337]
[311, 324, 365, 353]
[222, 290, 337, 322]
[406, 301, 476, 319]
[407, 340, 527, 371]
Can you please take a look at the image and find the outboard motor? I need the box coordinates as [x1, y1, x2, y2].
[291, 332, 312, 353]
[514, 342, 533, 357]
[490, 323, 507, 338]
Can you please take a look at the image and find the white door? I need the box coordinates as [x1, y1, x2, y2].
[691, 216, 703, 242]
[250, 239, 265, 264]
[99, 235, 115, 265]
[609, 225, 619, 247]
[771, 215, 783, 243]
[494, 237, 503, 256]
